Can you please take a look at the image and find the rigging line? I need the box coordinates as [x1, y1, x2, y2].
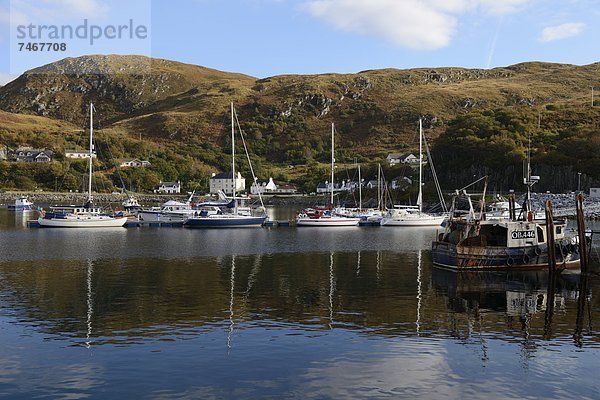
[105, 137, 129, 195]
[423, 133, 447, 212]
[56, 110, 89, 193]
[457, 176, 489, 192]
[233, 107, 265, 212]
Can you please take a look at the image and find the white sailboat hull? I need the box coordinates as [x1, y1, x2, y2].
[38, 216, 128, 228]
[296, 217, 361, 227]
[380, 215, 445, 227]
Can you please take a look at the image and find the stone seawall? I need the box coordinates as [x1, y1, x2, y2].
[0, 191, 334, 207]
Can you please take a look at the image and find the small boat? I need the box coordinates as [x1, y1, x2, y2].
[296, 123, 361, 227]
[8, 197, 34, 212]
[137, 196, 196, 223]
[381, 205, 445, 227]
[122, 196, 142, 214]
[184, 103, 267, 228]
[431, 176, 580, 271]
[38, 204, 128, 228]
[381, 119, 446, 227]
[296, 207, 362, 226]
[38, 103, 127, 228]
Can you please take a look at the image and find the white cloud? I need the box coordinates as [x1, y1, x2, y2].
[539, 22, 585, 42]
[304, 0, 532, 50]
[306, 0, 457, 49]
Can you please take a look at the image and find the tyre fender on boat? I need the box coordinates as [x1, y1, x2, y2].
[506, 256, 515, 267]
[534, 246, 542, 256]
[522, 253, 530, 264]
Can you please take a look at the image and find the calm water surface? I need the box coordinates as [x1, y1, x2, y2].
[0, 208, 598, 399]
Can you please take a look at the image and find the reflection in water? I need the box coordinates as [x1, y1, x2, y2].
[227, 255, 236, 352]
[86, 259, 93, 349]
[416, 249, 422, 335]
[0, 236, 597, 398]
[328, 252, 334, 329]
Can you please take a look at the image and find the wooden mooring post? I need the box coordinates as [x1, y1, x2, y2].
[575, 193, 588, 274]
[544, 201, 557, 272]
[544, 200, 557, 338]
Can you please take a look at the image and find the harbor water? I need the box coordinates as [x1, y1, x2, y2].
[0, 208, 598, 399]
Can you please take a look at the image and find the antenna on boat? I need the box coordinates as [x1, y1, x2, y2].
[522, 132, 539, 220]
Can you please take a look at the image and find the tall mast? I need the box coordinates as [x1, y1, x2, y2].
[418, 119, 423, 214]
[358, 162, 362, 211]
[231, 102, 237, 214]
[88, 102, 94, 204]
[331, 122, 335, 206]
[377, 163, 381, 210]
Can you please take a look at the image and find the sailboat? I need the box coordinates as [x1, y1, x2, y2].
[38, 103, 128, 228]
[184, 103, 267, 228]
[381, 119, 445, 227]
[296, 123, 361, 227]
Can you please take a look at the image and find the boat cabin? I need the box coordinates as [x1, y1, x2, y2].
[444, 219, 567, 248]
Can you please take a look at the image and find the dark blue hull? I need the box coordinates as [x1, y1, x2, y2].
[184, 216, 266, 228]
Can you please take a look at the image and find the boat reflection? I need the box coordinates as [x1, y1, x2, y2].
[431, 268, 582, 316]
[0, 251, 595, 349]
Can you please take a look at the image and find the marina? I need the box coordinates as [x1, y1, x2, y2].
[0, 1, 598, 396]
[0, 206, 598, 399]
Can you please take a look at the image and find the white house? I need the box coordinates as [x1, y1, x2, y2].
[315, 181, 356, 194]
[275, 183, 298, 194]
[155, 181, 181, 194]
[387, 153, 420, 166]
[251, 177, 278, 195]
[65, 150, 97, 159]
[590, 188, 600, 198]
[119, 158, 151, 168]
[210, 171, 245, 195]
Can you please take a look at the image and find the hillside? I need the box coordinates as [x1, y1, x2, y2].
[0, 55, 599, 194]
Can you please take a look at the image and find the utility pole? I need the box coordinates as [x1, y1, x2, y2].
[578, 172, 582, 193]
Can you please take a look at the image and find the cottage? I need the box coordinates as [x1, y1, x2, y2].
[274, 183, 298, 194]
[387, 153, 420, 166]
[155, 181, 181, 194]
[14, 147, 53, 163]
[65, 150, 97, 159]
[209, 172, 245, 195]
[251, 177, 278, 195]
[119, 158, 151, 168]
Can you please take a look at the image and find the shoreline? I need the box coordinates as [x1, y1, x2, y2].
[0, 191, 339, 208]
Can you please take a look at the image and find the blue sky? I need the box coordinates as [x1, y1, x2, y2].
[0, 0, 598, 84]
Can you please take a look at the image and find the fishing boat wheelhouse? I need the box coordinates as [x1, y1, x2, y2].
[432, 214, 580, 270]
